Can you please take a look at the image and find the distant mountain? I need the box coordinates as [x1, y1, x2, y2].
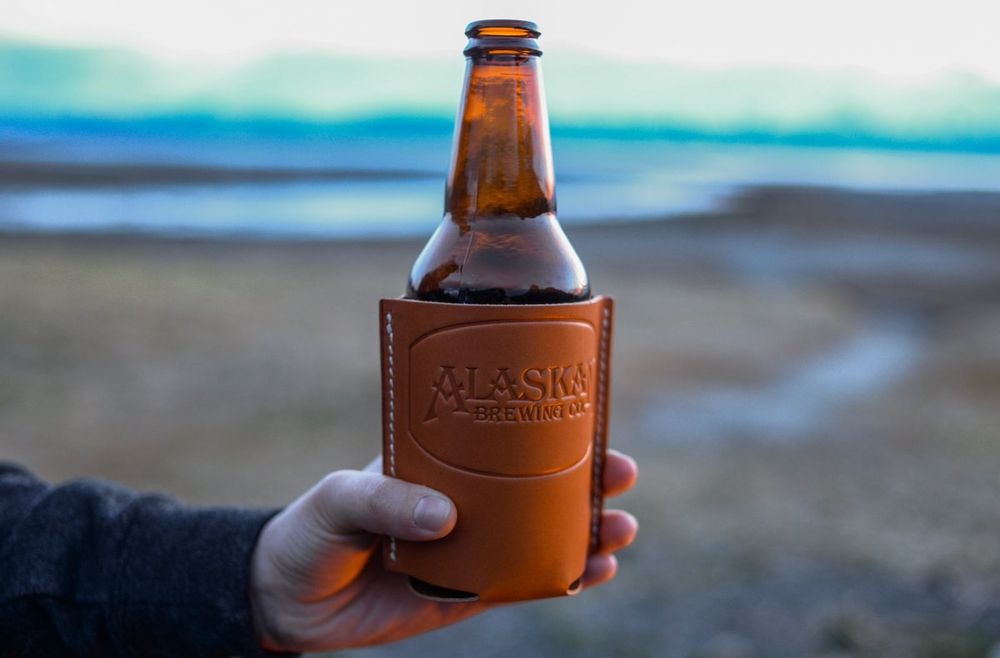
[2, 39, 1000, 151]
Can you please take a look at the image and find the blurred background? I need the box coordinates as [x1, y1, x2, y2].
[2, 1, 1000, 656]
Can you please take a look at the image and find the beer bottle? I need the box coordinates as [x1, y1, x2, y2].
[407, 19, 589, 304]
[386, 19, 611, 602]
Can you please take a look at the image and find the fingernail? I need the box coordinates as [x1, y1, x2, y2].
[413, 495, 452, 531]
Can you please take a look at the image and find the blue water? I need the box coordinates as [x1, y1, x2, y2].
[2, 119, 1000, 238]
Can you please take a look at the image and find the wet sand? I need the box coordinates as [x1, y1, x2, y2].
[2, 186, 1000, 657]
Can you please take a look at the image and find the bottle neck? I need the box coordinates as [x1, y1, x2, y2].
[444, 53, 556, 226]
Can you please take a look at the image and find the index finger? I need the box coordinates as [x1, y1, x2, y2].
[602, 449, 638, 498]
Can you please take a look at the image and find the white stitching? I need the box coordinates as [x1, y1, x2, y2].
[385, 311, 397, 562]
[591, 305, 611, 550]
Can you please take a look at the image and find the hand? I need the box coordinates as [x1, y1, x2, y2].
[249, 449, 639, 653]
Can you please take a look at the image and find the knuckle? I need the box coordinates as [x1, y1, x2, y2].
[311, 470, 360, 528]
[317, 470, 352, 501]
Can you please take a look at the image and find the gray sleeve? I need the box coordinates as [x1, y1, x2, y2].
[0, 461, 297, 658]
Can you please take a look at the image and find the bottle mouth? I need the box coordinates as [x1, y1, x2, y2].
[464, 19, 542, 57]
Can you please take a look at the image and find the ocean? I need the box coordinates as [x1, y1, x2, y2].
[2, 117, 1000, 238]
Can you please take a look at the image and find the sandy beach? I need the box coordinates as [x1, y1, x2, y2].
[2, 185, 1000, 657]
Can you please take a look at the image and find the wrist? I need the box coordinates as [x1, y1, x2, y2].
[249, 515, 290, 652]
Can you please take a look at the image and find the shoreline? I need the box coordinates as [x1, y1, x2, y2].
[0, 159, 436, 188]
[1, 184, 998, 243]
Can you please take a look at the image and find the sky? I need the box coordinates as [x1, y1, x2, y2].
[4, 0, 1000, 81]
[3, 0, 1000, 151]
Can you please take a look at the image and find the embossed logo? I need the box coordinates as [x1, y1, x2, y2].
[423, 363, 593, 423]
[408, 320, 597, 476]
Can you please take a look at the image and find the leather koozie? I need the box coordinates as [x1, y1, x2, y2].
[379, 296, 614, 602]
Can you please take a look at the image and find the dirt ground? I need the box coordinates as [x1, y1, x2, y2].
[2, 186, 1000, 657]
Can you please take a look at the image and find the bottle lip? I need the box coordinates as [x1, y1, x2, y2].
[464, 19, 542, 57]
[464, 19, 540, 38]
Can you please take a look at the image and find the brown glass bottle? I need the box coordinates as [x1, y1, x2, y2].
[407, 19, 589, 304]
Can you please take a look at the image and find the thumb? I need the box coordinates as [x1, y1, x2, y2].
[254, 471, 457, 602]
[308, 470, 457, 542]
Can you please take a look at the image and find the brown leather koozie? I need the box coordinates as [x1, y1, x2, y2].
[379, 296, 614, 602]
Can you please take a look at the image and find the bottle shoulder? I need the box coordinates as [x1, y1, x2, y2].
[407, 213, 589, 304]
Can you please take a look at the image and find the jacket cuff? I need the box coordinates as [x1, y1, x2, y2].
[111, 499, 296, 658]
